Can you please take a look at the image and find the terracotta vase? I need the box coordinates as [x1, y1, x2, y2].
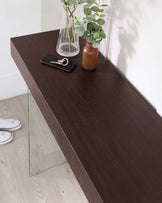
[82, 42, 98, 71]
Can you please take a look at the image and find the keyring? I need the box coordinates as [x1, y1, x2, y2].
[50, 58, 69, 66]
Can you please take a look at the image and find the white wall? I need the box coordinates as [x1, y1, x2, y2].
[101, 0, 162, 116]
[0, 0, 41, 100]
[41, 0, 63, 31]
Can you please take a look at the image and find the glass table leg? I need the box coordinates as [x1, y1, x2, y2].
[28, 91, 66, 176]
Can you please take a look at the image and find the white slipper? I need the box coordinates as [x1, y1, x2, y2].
[0, 131, 13, 145]
[0, 119, 22, 131]
[2, 123, 22, 132]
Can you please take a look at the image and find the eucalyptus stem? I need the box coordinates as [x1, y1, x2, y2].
[63, 6, 71, 52]
[71, 21, 77, 45]
[66, 16, 71, 52]
[64, 6, 77, 51]
[68, 12, 77, 45]
[67, 5, 76, 18]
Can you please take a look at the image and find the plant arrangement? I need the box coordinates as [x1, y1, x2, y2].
[58, 0, 85, 53]
[74, 0, 107, 48]
[57, 0, 107, 58]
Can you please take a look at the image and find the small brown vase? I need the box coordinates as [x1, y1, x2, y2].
[82, 42, 98, 71]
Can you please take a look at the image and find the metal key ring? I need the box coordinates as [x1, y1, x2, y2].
[50, 58, 69, 66]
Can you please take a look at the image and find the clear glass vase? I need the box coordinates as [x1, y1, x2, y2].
[56, 5, 80, 57]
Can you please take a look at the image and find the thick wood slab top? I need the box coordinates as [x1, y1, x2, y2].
[11, 30, 162, 203]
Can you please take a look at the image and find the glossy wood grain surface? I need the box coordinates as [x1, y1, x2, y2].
[11, 30, 162, 203]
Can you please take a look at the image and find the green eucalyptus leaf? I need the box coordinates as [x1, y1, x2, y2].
[83, 30, 89, 37]
[93, 32, 100, 39]
[87, 22, 99, 31]
[86, 0, 95, 3]
[84, 8, 92, 15]
[90, 14, 96, 20]
[82, 21, 88, 30]
[98, 9, 104, 12]
[101, 33, 106, 39]
[86, 35, 94, 43]
[86, 18, 93, 23]
[94, 12, 100, 16]
[95, 37, 102, 42]
[66, 0, 77, 5]
[78, 0, 86, 3]
[100, 14, 105, 17]
[91, 22, 99, 29]
[75, 20, 81, 25]
[91, 6, 100, 12]
[75, 26, 85, 36]
[96, 18, 105, 25]
[92, 41, 100, 48]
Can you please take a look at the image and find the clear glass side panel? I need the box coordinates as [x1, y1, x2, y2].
[28, 91, 66, 176]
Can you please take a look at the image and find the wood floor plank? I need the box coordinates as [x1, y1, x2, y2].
[0, 95, 88, 203]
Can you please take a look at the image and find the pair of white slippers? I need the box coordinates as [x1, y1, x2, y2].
[0, 118, 22, 145]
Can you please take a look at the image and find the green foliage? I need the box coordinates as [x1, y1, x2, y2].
[74, 0, 108, 48]
[61, 0, 85, 6]
[84, 7, 92, 15]
[75, 26, 85, 36]
[96, 18, 105, 25]
[60, 0, 107, 48]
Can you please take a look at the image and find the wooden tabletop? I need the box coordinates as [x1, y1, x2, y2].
[11, 30, 162, 203]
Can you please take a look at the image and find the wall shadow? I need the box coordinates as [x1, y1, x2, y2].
[102, 0, 160, 75]
[98, 0, 140, 76]
[112, 0, 140, 75]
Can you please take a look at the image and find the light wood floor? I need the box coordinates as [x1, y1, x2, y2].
[0, 94, 88, 203]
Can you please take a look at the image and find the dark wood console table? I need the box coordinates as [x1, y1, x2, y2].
[11, 30, 162, 203]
